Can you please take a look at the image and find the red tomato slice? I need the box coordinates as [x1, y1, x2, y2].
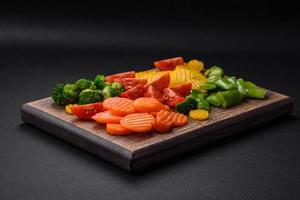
[170, 82, 192, 97]
[105, 71, 135, 82]
[144, 85, 164, 102]
[145, 73, 170, 91]
[154, 57, 184, 71]
[163, 88, 185, 107]
[121, 84, 146, 100]
[70, 102, 103, 120]
[115, 78, 147, 90]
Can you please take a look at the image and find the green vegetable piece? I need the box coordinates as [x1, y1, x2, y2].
[195, 96, 210, 111]
[51, 83, 66, 105]
[93, 75, 106, 90]
[214, 78, 237, 90]
[207, 74, 222, 83]
[216, 90, 242, 108]
[75, 79, 93, 91]
[244, 81, 267, 99]
[206, 93, 221, 107]
[51, 83, 79, 105]
[236, 78, 247, 98]
[175, 98, 198, 114]
[51, 83, 76, 105]
[111, 82, 125, 92]
[78, 89, 103, 104]
[102, 82, 124, 100]
[202, 82, 217, 90]
[205, 66, 224, 77]
[246, 87, 267, 99]
[225, 76, 237, 85]
[244, 81, 257, 88]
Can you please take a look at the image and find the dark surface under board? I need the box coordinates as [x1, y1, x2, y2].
[21, 91, 293, 172]
[1, 4, 300, 199]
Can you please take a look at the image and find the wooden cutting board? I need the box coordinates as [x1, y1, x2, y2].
[21, 90, 293, 172]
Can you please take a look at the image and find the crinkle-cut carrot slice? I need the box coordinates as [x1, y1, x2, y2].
[169, 112, 188, 127]
[120, 113, 155, 133]
[110, 98, 135, 116]
[155, 110, 173, 133]
[134, 97, 169, 113]
[106, 123, 131, 135]
[103, 97, 122, 110]
[92, 111, 122, 123]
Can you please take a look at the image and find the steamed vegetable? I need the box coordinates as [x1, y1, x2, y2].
[51, 83, 78, 105]
[93, 75, 106, 90]
[189, 109, 209, 120]
[78, 89, 103, 105]
[102, 82, 125, 100]
[175, 98, 198, 114]
[75, 79, 93, 91]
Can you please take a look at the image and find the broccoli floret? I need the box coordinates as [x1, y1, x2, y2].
[51, 83, 78, 105]
[175, 98, 198, 114]
[93, 75, 106, 90]
[102, 82, 124, 99]
[111, 82, 125, 92]
[78, 89, 103, 104]
[75, 79, 93, 91]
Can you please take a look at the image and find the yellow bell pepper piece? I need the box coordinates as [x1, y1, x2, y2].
[65, 104, 74, 114]
[189, 109, 209, 120]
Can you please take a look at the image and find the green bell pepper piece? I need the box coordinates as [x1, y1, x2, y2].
[205, 66, 224, 77]
[194, 95, 210, 111]
[244, 81, 267, 99]
[214, 78, 237, 90]
[216, 90, 242, 108]
[225, 76, 237, 85]
[202, 82, 217, 90]
[236, 78, 247, 98]
[244, 81, 257, 88]
[246, 87, 267, 99]
[207, 93, 221, 107]
[207, 74, 222, 83]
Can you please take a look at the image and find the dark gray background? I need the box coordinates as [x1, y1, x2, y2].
[0, 1, 299, 199]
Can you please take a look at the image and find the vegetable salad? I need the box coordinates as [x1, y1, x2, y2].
[51, 57, 267, 135]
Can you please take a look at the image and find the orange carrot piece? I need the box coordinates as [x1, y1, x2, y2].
[110, 98, 135, 116]
[120, 113, 155, 133]
[106, 123, 131, 135]
[134, 97, 169, 113]
[155, 110, 173, 133]
[169, 112, 188, 127]
[103, 97, 122, 110]
[92, 111, 122, 123]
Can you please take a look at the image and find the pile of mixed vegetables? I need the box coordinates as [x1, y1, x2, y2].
[51, 57, 267, 135]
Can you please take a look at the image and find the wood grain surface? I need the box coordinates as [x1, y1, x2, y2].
[21, 90, 293, 171]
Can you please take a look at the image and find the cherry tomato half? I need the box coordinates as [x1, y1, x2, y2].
[70, 102, 103, 120]
[154, 57, 184, 71]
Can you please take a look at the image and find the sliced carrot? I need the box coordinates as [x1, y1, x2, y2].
[120, 113, 155, 133]
[169, 112, 188, 127]
[134, 97, 169, 113]
[150, 111, 159, 117]
[103, 97, 122, 110]
[92, 111, 122, 123]
[110, 98, 135, 116]
[106, 123, 131, 135]
[155, 110, 173, 133]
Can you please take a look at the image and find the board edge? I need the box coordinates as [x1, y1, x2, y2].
[21, 103, 133, 171]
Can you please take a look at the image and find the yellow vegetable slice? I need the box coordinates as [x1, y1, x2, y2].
[189, 109, 209, 120]
[65, 104, 74, 114]
[136, 70, 169, 83]
[187, 59, 204, 72]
